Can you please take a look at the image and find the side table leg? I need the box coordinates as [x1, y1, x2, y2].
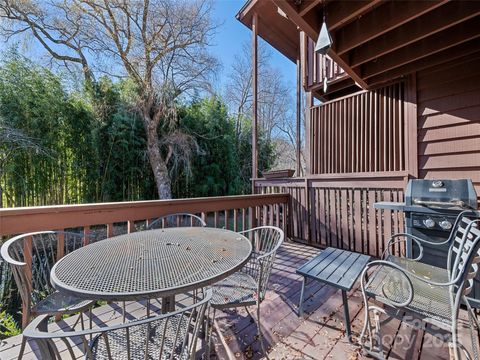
[298, 277, 306, 317]
[342, 290, 352, 343]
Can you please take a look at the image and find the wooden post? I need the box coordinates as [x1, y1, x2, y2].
[296, 55, 302, 177]
[251, 12, 259, 192]
[305, 91, 313, 175]
[404, 73, 418, 179]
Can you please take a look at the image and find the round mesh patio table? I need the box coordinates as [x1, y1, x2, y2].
[50, 227, 252, 306]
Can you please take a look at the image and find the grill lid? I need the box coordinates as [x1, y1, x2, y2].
[405, 179, 477, 210]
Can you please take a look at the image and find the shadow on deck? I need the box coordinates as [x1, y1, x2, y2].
[1, 242, 477, 359]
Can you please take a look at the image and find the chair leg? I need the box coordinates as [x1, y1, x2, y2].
[256, 302, 268, 358]
[205, 307, 215, 359]
[18, 335, 27, 360]
[79, 312, 85, 331]
[122, 301, 126, 323]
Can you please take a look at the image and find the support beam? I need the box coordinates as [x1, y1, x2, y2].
[305, 92, 313, 175]
[251, 12, 258, 191]
[272, 0, 318, 40]
[273, 0, 370, 89]
[363, 19, 480, 80]
[334, 0, 448, 55]
[298, 0, 321, 17]
[327, 0, 383, 31]
[350, 2, 480, 68]
[327, 50, 369, 89]
[296, 56, 302, 177]
[367, 39, 480, 87]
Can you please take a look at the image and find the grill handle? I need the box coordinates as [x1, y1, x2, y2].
[413, 199, 467, 208]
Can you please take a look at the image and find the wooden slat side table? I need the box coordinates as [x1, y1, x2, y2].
[296, 247, 371, 342]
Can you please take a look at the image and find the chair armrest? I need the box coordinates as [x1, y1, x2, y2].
[361, 260, 414, 308]
[383, 233, 426, 260]
[24, 289, 213, 340]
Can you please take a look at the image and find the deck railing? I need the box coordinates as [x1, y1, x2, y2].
[0, 193, 289, 327]
[254, 173, 407, 259]
[0, 193, 289, 238]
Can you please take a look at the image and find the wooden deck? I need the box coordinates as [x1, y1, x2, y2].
[1, 241, 477, 359]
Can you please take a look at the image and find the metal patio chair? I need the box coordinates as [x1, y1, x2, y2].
[360, 210, 480, 360]
[23, 288, 212, 360]
[0, 231, 95, 359]
[206, 226, 284, 358]
[146, 213, 206, 230]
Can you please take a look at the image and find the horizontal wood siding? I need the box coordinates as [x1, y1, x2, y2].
[309, 82, 406, 175]
[254, 174, 407, 258]
[417, 55, 480, 195]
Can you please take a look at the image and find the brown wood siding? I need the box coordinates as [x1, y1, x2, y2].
[309, 82, 406, 175]
[417, 55, 480, 195]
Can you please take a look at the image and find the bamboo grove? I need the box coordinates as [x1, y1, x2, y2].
[0, 53, 276, 208]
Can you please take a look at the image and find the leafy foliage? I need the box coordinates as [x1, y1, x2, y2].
[172, 97, 275, 198]
[0, 310, 20, 337]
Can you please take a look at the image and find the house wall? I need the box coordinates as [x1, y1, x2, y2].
[416, 55, 480, 196]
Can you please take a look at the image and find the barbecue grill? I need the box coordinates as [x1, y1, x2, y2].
[375, 179, 479, 305]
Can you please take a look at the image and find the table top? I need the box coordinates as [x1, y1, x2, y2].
[51, 227, 252, 301]
[296, 247, 371, 291]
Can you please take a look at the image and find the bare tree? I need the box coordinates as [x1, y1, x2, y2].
[0, 0, 218, 199]
[225, 41, 300, 168]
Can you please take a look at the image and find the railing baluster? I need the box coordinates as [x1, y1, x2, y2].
[127, 220, 135, 234]
[57, 231, 65, 261]
[83, 226, 90, 246]
[233, 209, 238, 232]
[107, 223, 114, 238]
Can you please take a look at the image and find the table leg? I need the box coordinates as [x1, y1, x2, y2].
[162, 295, 176, 313]
[298, 277, 306, 317]
[342, 290, 353, 343]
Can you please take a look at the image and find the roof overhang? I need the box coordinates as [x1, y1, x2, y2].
[236, 0, 300, 63]
[246, 0, 480, 89]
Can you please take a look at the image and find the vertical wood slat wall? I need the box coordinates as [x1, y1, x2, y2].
[309, 82, 405, 175]
[256, 180, 405, 259]
[306, 37, 346, 88]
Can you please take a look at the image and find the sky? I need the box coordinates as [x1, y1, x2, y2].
[211, 0, 297, 89]
[0, 0, 297, 96]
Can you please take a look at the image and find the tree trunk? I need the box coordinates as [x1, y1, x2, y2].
[144, 120, 172, 199]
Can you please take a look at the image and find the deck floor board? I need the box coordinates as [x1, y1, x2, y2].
[1, 241, 477, 359]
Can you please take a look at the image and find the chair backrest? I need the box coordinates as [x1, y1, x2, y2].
[239, 226, 284, 300]
[146, 212, 206, 230]
[24, 289, 212, 360]
[0, 231, 88, 312]
[446, 211, 480, 296]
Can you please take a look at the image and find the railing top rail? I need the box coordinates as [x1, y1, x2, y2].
[0, 193, 289, 237]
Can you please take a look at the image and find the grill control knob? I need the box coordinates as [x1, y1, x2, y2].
[423, 218, 435, 228]
[439, 220, 452, 230]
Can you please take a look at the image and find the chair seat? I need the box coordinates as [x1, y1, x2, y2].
[32, 291, 93, 315]
[211, 272, 258, 308]
[365, 255, 453, 327]
[91, 314, 189, 360]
